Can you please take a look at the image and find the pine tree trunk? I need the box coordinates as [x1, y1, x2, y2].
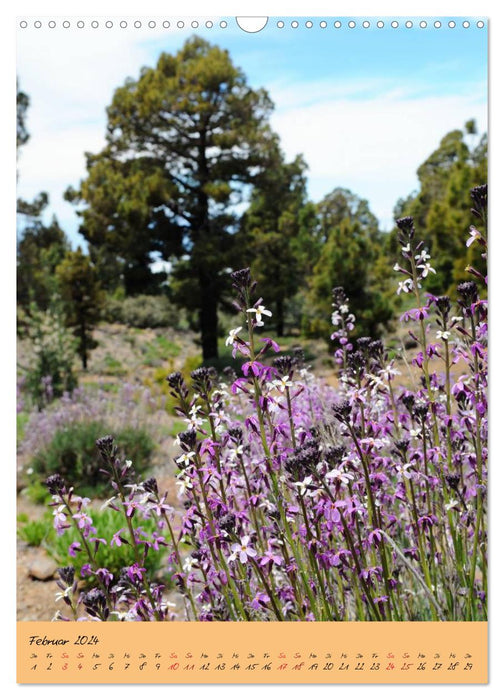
[276, 298, 285, 337]
[80, 318, 88, 370]
[199, 270, 219, 360]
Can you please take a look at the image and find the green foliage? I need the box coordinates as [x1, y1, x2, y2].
[18, 509, 171, 585]
[17, 80, 30, 153]
[143, 335, 182, 367]
[305, 188, 394, 339]
[65, 36, 278, 359]
[103, 294, 181, 329]
[26, 421, 155, 496]
[18, 303, 78, 409]
[143, 354, 203, 412]
[17, 82, 63, 307]
[49, 508, 170, 584]
[168, 419, 190, 437]
[17, 215, 70, 310]
[88, 244, 128, 295]
[17, 412, 30, 444]
[392, 123, 487, 294]
[24, 481, 52, 505]
[243, 152, 320, 336]
[18, 516, 53, 548]
[103, 354, 126, 376]
[55, 247, 105, 370]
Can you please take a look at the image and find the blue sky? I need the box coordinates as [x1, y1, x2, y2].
[16, 17, 487, 247]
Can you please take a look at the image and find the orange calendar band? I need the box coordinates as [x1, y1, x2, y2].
[17, 621, 487, 684]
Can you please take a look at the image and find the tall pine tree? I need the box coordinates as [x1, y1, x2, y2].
[65, 37, 278, 359]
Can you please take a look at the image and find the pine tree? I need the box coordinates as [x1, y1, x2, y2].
[392, 123, 487, 294]
[65, 36, 278, 359]
[55, 248, 104, 369]
[306, 188, 393, 339]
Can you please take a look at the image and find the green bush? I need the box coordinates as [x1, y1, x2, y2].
[18, 509, 172, 586]
[49, 508, 171, 585]
[103, 295, 181, 329]
[26, 421, 155, 496]
[24, 481, 52, 505]
[17, 515, 53, 547]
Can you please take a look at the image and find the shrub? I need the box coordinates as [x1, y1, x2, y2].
[103, 295, 181, 329]
[27, 421, 155, 496]
[18, 303, 77, 408]
[20, 383, 163, 462]
[18, 509, 171, 586]
[49, 508, 171, 585]
[17, 515, 53, 548]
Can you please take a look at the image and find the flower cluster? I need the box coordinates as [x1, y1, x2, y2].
[46, 186, 487, 623]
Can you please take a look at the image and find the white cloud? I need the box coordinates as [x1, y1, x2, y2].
[269, 83, 487, 228]
[16, 27, 487, 242]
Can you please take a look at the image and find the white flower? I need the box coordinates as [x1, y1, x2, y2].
[183, 556, 197, 573]
[273, 375, 293, 393]
[55, 586, 73, 603]
[100, 495, 118, 511]
[409, 428, 422, 439]
[396, 463, 414, 479]
[418, 262, 436, 278]
[228, 535, 257, 563]
[380, 364, 400, 381]
[225, 326, 242, 346]
[326, 468, 354, 485]
[293, 475, 313, 496]
[339, 304, 349, 314]
[365, 373, 386, 390]
[125, 483, 143, 494]
[436, 330, 451, 341]
[176, 451, 195, 468]
[184, 415, 204, 430]
[445, 499, 459, 511]
[415, 249, 431, 263]
[176, 473, 194, 496]
[246, 304, 272, 327]
[52, 504, 67, 529]
[397, 279, 414, 295]
[228, 445, 244, 463]
[393, 263, 401, 272]
[183, 405, 203, 430]
[210, 407, 227, 426]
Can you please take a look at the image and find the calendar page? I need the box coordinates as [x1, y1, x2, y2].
[15, 13, 488, 685]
